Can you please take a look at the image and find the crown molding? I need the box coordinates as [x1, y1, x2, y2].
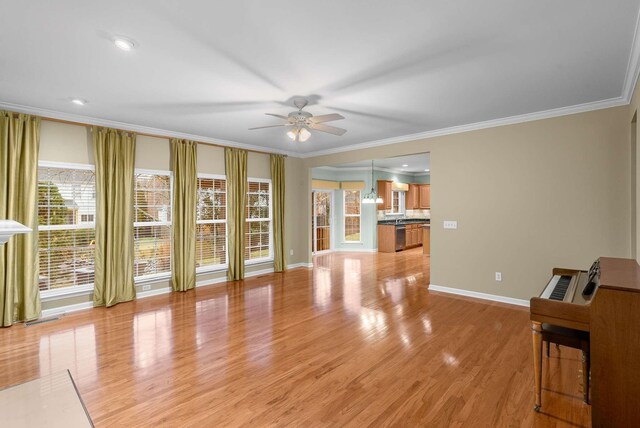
[299, 96, 627, 158]
[314, 165, 429, 176]
[1, 93, 630, 161]
[622, 6, 640, 102]
[0, 100, 298, 157]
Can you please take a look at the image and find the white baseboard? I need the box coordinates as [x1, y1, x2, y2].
[195, 276, 228, 288]
[287, 262, 313, 269]
[137, 287, 172, 298]
[333, 248, 378, 253]
[41, 301, 94, 318]
[428, 284, 529, 307]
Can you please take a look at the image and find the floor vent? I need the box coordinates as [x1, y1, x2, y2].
[25, 316, 61, 327]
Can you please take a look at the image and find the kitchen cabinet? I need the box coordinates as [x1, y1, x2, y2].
[376, 180, 392, 210]
[377, 224, 396, 252]
[377, 221, 429, 252]
[422, 225, 430, 255]
[405, 223, 422, 248]
[407, 184, 419, 210]
[406, 225, 415, 247]
[419, 184, 430, 209]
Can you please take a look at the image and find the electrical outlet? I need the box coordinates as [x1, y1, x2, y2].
[495, 272, 502, 282]
[444, 221, 458, 229]
[142, 284, 151, 291]
[290, 249, 294, 256]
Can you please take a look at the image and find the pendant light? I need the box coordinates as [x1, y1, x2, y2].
[362, 160, 383, 204]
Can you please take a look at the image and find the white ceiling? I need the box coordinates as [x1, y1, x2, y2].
[332, 154, 430, 174]
[1, 1, 639, 157]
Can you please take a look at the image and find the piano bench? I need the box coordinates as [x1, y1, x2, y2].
[541, 323, 590, 404]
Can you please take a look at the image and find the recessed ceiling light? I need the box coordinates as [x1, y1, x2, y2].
[402, 164, 409, 167]
[113, 37, 135, 51]
[71, 98, 87, 106]
[425, 169, 430, 172]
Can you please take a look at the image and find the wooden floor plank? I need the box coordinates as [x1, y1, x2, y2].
[0, 248, 590, 426]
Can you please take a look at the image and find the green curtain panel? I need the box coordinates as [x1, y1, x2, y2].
[270, 154, 286, 272]
[170, 139, 197, 291]
[225, 148, 247, 281]
[93, 127, 136, 307]
[0, 111, 41, 326]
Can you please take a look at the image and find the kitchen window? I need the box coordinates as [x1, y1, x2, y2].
[245, 179, 272, 263]
[391, 190, 404, 214]
[196, 175, 227, 271]
[133, 170, 172, 280]
[37, 162, 96, 295]
[343, 190, 361, 242]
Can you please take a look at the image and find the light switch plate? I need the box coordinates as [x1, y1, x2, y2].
[444, 221, 458, 229]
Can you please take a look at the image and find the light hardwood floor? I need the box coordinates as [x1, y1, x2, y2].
[0, 248, 590, 427]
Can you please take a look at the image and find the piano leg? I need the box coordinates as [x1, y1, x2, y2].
[532, 321, 543, 411]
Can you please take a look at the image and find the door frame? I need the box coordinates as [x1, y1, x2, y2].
[312, 189, 335, 255]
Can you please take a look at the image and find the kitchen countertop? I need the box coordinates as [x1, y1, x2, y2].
[377, 219, 430, 225]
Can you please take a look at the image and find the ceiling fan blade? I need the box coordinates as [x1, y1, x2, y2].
[248, 124, 292, 130]
[309, 123, 347, 136]
[310, 113, 345, 123]
[265, 113, 290, 120]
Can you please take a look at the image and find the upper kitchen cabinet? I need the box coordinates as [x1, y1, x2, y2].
[377, 180, 392, 210]
[419, 184, 430, 209]
[407, 184, 419, 210]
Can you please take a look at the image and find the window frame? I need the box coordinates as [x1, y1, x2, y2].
[245, 177, 273, 265]
[390, 190, 405, 214]
[133, 168, 173, 283]
[195, 173, 228, 273]
[38, 160, 97, 299]
[342, 189, 362, 244]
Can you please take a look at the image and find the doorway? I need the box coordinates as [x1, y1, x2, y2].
[312, 190, 333, 254]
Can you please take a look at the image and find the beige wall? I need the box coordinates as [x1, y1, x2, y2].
[628, 79, 640, 263]
[38, 102, 635, 304]
[38, 121, 307, 312]
[304, 106, 631, 300]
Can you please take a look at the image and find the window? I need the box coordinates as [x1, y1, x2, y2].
[343, 190, 361, 242]
[80, 214, 94, 223]
[391, 190, 404, 214]
[245, 179, 272, 262]
[134, 171, 171, 280]
[38, 163, 96, 294]
[196, 175, 227, 270]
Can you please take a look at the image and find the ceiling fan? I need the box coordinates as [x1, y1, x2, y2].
[248, 98, 346, 142]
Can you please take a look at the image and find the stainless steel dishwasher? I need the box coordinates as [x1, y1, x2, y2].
[395, 225, 406, 251]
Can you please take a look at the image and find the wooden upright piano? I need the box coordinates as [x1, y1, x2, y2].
[530, 257, 640, 427]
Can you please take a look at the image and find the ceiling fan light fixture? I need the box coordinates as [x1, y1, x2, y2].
[298, 127, 311, 142]
[249, 98, 346, 141]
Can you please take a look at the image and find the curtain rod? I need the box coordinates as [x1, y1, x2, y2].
[41, 116, 288, 157]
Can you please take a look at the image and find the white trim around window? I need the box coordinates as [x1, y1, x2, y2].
[38, 161, 97, 298]
[196, 173, 229, 274]
[342, 189, 362, 244]
[133, 168, 173, 283]
[245, 177, 273, 265]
